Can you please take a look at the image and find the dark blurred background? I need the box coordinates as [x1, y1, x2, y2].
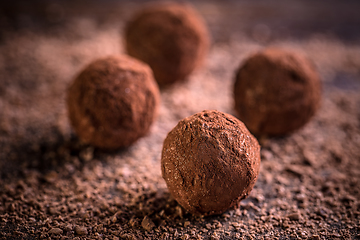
[1, 0, 360, 44]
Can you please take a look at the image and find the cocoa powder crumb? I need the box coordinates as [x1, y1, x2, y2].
[48, 227, 63, 235]
[75, 225, 88, 235]
[141, 216, 155, 231]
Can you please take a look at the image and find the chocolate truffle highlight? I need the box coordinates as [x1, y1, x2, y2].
[234, 48, 322, 136]
[67, 55, 160, 149]
[161, 110, 261, 215]
[125, 2, 209, 86]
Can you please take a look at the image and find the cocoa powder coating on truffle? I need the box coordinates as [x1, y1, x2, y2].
[161, 110, 261, 215]
[234, 48, 322, 136]
[67, 55, 160, 149]
[125, 2, 209, 86]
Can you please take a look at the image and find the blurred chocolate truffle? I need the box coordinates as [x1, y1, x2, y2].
[234, 48, 321, 136]
[125, 2, 209, 86]
[161, 110, 261, 215]
[67, 55, 160, 150]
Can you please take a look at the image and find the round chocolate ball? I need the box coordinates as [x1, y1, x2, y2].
[161, 110, 261, 215]
[66, 55, 160, 150]
[125, 2, 209, 86]
[234, 48, 321, 136]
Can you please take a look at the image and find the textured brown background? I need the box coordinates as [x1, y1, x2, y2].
[0, 1, 359, 239]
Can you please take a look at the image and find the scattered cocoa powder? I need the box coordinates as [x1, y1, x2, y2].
[161, 110, 261, 215]
[67, 55, 160, 150]
[234, 48, 322, 136]
[124, 2, 209, 86]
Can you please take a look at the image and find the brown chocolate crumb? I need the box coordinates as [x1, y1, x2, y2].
[141, 216, 155, 231]
[67, 55, 160, 149]
[234, 48, 322, 136]
[161, 110, 261, 215]
[48, 227, 63, 235]
[75, 225, 88, 235]
[125, 2, 209, 86]
[287, 212, 301, 221]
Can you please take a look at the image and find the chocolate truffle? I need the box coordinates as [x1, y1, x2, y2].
[234, 48, 321, 136]
[125, 2, 209, 86]
[66, 55, 160, 150]
[161, 110, 261, 215]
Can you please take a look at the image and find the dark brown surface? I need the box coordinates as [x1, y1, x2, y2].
[234, 48, 322, 136]
[0, 1, 360, 239]
[125, 2, 209, 86]
[161, 110, 260, 215]
[67, 55, 160, 149]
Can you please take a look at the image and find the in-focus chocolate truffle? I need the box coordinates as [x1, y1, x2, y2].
[67, 55, 160, 150]
[234, 48, 321, 136]
[161, 110, 261, 215]
[125, 2, 209, 86]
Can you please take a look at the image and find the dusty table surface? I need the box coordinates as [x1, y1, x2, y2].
[0, 1, 360, 239]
